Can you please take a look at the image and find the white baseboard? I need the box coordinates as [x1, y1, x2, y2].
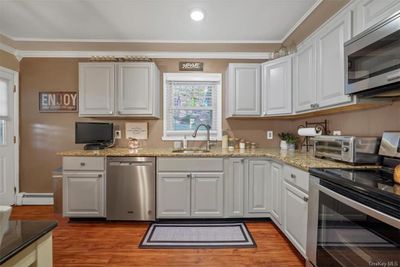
[16, 193, 54, 205]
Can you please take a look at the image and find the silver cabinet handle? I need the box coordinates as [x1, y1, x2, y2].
[387, 72, 400, 81]
[290, 174, 296, 179]
[314, 103, 319, 108]
[98, 174, 102, 178]
[80, 162, 86, 166]
[310, 104, 314, 108]
[187, 174, 191, 178]
[303, 196, 309, 202]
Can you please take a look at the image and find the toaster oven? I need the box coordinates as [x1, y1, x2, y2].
[313, 135, 380, 164]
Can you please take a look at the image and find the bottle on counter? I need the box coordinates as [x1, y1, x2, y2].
[222, 130, 229, 149]
[239, 139, 246, 149]
[183, 135, 188, 149]
[228, 137, 235, 151]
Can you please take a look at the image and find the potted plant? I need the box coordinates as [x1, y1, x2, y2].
[278, 132, 298, 150]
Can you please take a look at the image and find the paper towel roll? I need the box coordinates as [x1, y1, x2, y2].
[298, 127, 322, 137]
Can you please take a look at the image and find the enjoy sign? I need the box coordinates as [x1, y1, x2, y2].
[39, 92, 78, 112]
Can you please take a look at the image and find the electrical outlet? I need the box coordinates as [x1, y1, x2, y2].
[267, 131, 273, 140]
[115, 130, 122, 139]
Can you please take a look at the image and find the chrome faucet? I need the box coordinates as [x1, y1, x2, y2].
[192, 124, 212, 151]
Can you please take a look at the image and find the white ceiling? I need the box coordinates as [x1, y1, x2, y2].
[0, 0, 320, 43]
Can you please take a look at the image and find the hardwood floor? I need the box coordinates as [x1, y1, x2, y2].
[11, 206, 305, 267]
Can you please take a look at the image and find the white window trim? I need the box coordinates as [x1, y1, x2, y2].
[162, 73, 222, 141]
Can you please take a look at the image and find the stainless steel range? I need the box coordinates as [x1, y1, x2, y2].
[307, 132, 400, 267]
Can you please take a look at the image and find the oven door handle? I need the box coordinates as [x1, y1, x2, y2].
[318, 184, 400, 228]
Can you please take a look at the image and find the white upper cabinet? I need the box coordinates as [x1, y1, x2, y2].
[226, 63, 261, 117]
[315, 12, 352, 108]
[79, 62, 160, 118]
[353, 0, 400, 35]
[116, 63, 159, 116]
[79, 63, 115, 116]
[294, 41, 317, 113]
[262, 55, 293, 115]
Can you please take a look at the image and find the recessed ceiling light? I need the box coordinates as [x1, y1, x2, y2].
[190, 9, 204, 22]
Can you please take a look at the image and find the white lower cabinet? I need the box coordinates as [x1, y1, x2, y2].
[157, 171, 224, 218]
[225, 158, 245, 217]
[157, 173, 191, 218]
[63, 172, 105, 217]
[283, 181, 308, 257]
[271, 162, 283, 225]
[245, 159, 271, 217]
[191, 173, 224, 217]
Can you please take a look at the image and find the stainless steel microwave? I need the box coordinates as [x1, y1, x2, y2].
[344, 10, 400, 97]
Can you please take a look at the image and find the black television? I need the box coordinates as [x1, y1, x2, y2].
[75, 122, 114, 150]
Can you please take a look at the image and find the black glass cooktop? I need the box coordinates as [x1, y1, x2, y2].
[309, 168, 400, 214]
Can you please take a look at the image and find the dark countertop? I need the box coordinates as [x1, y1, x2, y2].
[0, 220, 57, 264]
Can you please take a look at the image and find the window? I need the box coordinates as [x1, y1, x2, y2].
[163, 73, 222, 140]
[0, 78, 8, 118]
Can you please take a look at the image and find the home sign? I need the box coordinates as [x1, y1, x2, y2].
[179, 62, 204, 71]
[39, 91, 78, 112]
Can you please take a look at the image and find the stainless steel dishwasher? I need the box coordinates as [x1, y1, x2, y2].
[106, 157, 155, 221]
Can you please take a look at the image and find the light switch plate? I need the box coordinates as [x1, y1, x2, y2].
[115, 130, 122, 139]
[267, 131, 273, 140]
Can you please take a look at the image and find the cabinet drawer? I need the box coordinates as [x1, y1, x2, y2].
[157, 158, 223, 172]
[63, 157, 105, 171]
[283, 165, 309, 192]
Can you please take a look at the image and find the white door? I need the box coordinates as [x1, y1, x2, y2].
[245, 159, 271, 216]
[157, 173, 191, 218]
[0, 69, 16, 205]
[79, 63, 115, 116]
[63, 172, 105, 217]
[283, 181, 308, 256]
[116, 63, 153, 115]
[316, 13, 352, 108]
[353, 0, 400, 35]
[271, 162, 283, 225]
[191, 172, 224, 217]
[225, 158, 245, 217]
[228, 64, 261, 116]
[293, 41, 317, 112]
[262, 56, 292, 115]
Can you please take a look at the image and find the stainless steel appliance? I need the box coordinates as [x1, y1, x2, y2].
[313, 135, 380, 164]
[344, 11, 400, 97]
[307, 132, 400, 267]
[106, 157, 155, 221]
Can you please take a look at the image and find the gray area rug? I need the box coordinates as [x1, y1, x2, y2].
[139, 222, 256, 248]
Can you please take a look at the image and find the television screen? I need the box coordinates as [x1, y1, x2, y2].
[75, 122, 113, 144]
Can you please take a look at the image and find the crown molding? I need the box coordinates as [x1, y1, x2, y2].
[15, 50, 273, 60]
[281, 0, 324, 42]
[0, 42, 17, 56]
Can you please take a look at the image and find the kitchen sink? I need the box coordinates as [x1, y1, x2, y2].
[172, 148, 211, 154]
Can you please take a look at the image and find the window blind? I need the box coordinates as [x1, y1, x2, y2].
[0, 78, 8, 118]
[164, 80, 221, 139]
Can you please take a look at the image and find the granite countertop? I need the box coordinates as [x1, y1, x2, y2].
[0, 220, 57, 264]
[58, 147, 380, 171]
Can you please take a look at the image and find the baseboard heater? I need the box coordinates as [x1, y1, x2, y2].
[16, 193, 54, 205]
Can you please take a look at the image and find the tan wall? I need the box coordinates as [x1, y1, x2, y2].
[291, 101, 400, 136]
[0, 50, 19, 71]
[19, 58, 291, 192]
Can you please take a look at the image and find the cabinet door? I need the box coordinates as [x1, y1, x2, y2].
[228, 64, 261, 116]
[293, 41, 317, 112]
[116, 63, 154, 116]
[262, 56, 293, 115]
[191, 172, 224, 217]
[79, 63, 115, 116]
[245, 160, 271, 216]
[316, 12, 352, 108]
[271, 162, 283, 225]
[283, 181, 308, 257]
[353, 0, 400, 35]
[157, 173, 191, 218]
[225, 158, 244, 217]
[63, 172, 105, 217]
